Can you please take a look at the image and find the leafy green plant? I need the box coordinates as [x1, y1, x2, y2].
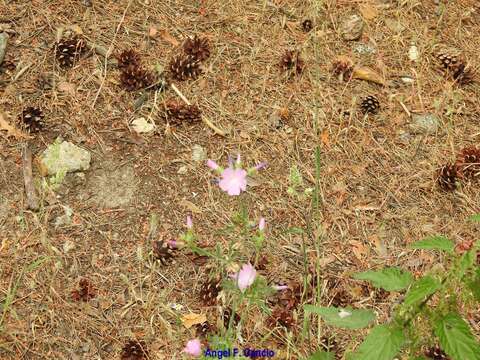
[305, 215, 480, 360]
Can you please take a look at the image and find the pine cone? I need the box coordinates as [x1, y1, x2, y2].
[152, 240, 177, 265]
[54, 36, 86, 68]
[183, 36, 210, 62]
[164, 100, 202, 125]
[437, 163, 458, 191]
[320, 335, 339, 353]
[196, 321, 216, 338]
[267, 306, 295, 329]
[360, 95, 380, 114]
[274, 282, 302, 310]
[223, 308, 240, 329]
[435, 48, 475, 85]
[424, 346, 450, 360]
[120, 65, 154, 91]
[0, 58, 16, 74]
[199, 274, 222, 306]
[169, 54, 202, 81]
[71, 278, 96, 301]
[332, 56, 354, 81]
[330, 288, 351, 308]
[301, 19, 313, 32]
[279, 50, 304, 75]
[456, 146, 480, 179]
[120, 339, 149, 360]
[117, 49, 141, 69]
[20, 107, 45, 132]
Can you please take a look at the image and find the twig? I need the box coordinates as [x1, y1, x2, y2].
[22, 144, 39, 211]
[170, 83, 228, 136]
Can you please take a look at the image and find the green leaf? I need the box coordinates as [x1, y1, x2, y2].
[350, 324, 405, 360]
[353, 267, 413, 291]
[409, 357, 428, 360]
[403, 276, 441, 308]
[410, 236, 454, 254]
[305, 350, 335, 360]
[304, 305, 375, 329]
[434, 313, 480, 360]
[468, 214, 480, 222]
[458, 249, 476, 279]
[467, 268, 480, 302]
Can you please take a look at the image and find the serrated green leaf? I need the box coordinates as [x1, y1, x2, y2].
[410, 236, 454, 254]
[305, 350, 335, 360]
[469, 214, 480, 222]
[467, 268, 480, 302]
[403, 276, 441, 308]
[304, 305, 375, 329]
[434, 313, 480, 360]
[353, 267, 413, 291]
[350, 324, 405, 360]
[458, 249, 476, 279]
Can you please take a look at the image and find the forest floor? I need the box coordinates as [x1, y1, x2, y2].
[0, 0, 479, 359]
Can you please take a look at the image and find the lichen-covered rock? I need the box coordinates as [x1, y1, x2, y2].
[39, 140, 91, 176]
[341, 15, 364, 41]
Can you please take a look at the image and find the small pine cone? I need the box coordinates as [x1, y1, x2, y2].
[360, 95, 380, 114]
[279, 50, 304, 75]
[196, 321, 216, 338]
[164, 100, 202, 125]
[54, 36, 86, 68]
[250, 254, 269, 271]
[169, 54, 202, 81]
[120, 65, 153, 91]
[183, 36, 210, 62]
[320, 335, 339, 353]
[267, 306, 295, 329]
[0, 58, 16, 74]
[223, 308, 240, 329]
[330, 288, 351, 308]
[120, 339, 149, 360]
[332, 56, 354, 81]
[152, 240, 177, 265]
[71, 278, 96, 301]
[20, 107, 45, 132]
[117, 49, 141, 69]
[199, 274, 222, 306]
[435, 49, 475, 85]
[456, 146, 480, 179]
[301, 19, 313, 32]
[424, 346, 450, 360]
[276, 282, 302, 310]
[436, 163, 458, 191]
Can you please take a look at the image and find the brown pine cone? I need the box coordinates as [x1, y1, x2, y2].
[120, 339, 149, 360]
[183, 36, 210, 62]
[436, 163, 458, 191]
[424, 346, 450, 360]
[152, 240, 177, 265]
[117, 49, 141, 69]
[199, 274, 222, 306]
[164, 100, 202, 125]
[54, 36, 86, 68]
[71, 278, 96, 302]
[120, 65, 154, 91]
[20, 107, 45, 132]
[169, 54, 202, 81]
[267, 306, 295, 329]
[279, 50, 304, 75]
[456, 146, 480, 180]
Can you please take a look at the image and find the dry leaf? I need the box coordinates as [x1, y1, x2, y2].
[349, 240, 369, 260]
[359, 4, 379, 20]
[0, 112, 30, 139]
[318, 256, 335, 267]
[181, 313, 207, 329]
[159, 29, 179, 47]
[369, 234, 388, 257]
[148, 27, 158, 38]
[320, 130, 330, 147]
[58, 81, 76, 96]
[352, 66, 385, 85]
[179, 199, 202, 214]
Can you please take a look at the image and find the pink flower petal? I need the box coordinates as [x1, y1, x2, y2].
[186, 215, 193, 229]
[236, 263, 256, 292]
[206, 159, 219, 170]
[258, 217, 266, 231]
[219, 168, 247, 196]
[183, 339, 202, 357]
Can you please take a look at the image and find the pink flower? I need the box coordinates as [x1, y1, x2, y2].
[258, 217, 266, 231]
[186, 215, 193, 229]
[207, 159, 219, 170]
[183, 339, 202, 357]
[219, 167, 247, 196]
[167, 239, 178, 248]
[235, 263, 257, 292]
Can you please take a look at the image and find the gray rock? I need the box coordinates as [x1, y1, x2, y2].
[191, 144, 207, 162]
[40, 140, 91, 175]
[341, 15, 364, 41]
[0, 32, 8, 65]
[409, 113, 440, 134]
[89, 165, 137, 208]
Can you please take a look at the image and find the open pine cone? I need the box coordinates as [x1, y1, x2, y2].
[199, 274, 222, 306]
[120, 65, 154, 91]
[120, 339, 149, 360]
[424, 346, 450, 360]
[456, 146, 480, 179]
[267, 306, 295, 329]
[117, 49, 141, 69]
[71, 278, 96, 302]
[20, 107, 45, 132]
[164, 100, 202, 125]
[436, 163, 458, 191]
[152, 240, 177, 265]
[183, 36, 210, 62]
[54, 36, 86, 68]
[435, 48, 475, 85]
[169, 54, 202, 81]
[279, 50, 304, 75]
